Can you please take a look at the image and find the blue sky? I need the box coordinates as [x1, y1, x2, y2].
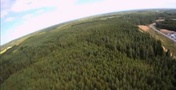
[1, 0, 176, 45]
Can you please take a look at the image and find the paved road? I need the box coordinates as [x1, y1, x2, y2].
[149, 23, 176, 43]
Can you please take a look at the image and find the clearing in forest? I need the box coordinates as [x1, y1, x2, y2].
[138, 25, 149, 32]
[160, 29, 176, 35]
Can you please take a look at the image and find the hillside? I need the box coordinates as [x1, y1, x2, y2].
[1, 9, 176, 90]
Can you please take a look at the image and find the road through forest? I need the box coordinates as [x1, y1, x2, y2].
[149, 23, 176, 43]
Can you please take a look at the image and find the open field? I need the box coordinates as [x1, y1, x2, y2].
[138, 25, 150, 32]
[0, 36, 30, 54]
[160, 29, 175, 34]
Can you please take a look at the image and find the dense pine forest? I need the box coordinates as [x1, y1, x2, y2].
[0, 9, 176, 90]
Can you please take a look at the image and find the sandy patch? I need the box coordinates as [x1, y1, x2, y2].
[160, 29, 176, 35]
[155, 19, 165, 22]
[162, 46, 167, 52]
[138, 25, 149, 32]
[0, 46, 12, 54]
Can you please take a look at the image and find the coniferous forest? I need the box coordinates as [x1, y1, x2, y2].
[156, 19, 176, 31]
[0, 9, 176, 90]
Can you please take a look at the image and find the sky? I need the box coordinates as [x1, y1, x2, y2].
[1, 0, 176, 45]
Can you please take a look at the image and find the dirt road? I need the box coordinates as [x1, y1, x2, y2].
[149, 23, 176, 43]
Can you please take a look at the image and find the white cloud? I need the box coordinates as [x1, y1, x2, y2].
[167, 0, 176, 3]
[22, 14, 33, 20]
[0, 0, 14, 18]
[36, 9, 45, 14]
[12, 0, 44, 12]
[1, 0, 12, 9]
[1, 10, 9, 18]
[5, 17, 14, 22]
[10, 0, 77, 12]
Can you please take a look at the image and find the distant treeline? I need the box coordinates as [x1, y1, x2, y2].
[156, 20, 176, 31]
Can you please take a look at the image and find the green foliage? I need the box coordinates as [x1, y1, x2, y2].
[0, 9, 176, 90]
[156, 20, 176, 31]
